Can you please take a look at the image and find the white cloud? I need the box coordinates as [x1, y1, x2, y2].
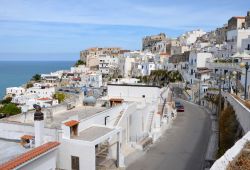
[0, 0, 248, 31]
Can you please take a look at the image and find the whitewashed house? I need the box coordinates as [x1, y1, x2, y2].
[188, 51, 213, 84]
[6, 87, 26, 97]
[26, 87, 55, 98]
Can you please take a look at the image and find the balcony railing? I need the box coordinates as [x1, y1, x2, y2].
[206, 62, 241, 71]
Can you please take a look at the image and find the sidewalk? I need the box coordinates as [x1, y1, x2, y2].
[203, 107, 219, 169]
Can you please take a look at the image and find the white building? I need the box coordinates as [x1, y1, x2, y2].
[99, 54, 111, 74]
[26, 87, 55, 98]
[179, 29, 206, 46]
[85, 72, 103, 88]
[188, 51, 213, 84]
[71, 65, 90, 74]
[24, 97, 58, 110]
[0, 141, 60, 170]
[119, 56, 136, 78]
[140, 62, 156, 76]
[241, 35, 250, 51]
[6, 87, 26, 97]
[227, 29, 250, 54]
[12, 94, 39, 105]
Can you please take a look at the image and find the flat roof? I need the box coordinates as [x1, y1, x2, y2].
[0, 142, 59, 170]
[0, 139, 29, 165]
[108, 83, 160, 88]
[72, 126, 113, 142]
[1, 106, 107, 129]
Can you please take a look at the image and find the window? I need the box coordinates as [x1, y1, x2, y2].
[71, 156, 79, 170]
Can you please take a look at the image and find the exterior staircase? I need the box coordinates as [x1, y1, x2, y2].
[147, 111, 154, 132]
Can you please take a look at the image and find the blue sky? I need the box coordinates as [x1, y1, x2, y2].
[0, 0, 249, 61]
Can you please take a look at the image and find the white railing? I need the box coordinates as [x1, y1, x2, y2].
[206, 62, 241, 71]
[223, 92, 250, 133]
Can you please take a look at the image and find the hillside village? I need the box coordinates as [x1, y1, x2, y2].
[1, 10, 250, 170]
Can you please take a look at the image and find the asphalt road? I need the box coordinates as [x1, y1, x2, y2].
[127, 100, 211, 170]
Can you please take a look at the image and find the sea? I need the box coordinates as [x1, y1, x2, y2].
[0, 61, 74, 99]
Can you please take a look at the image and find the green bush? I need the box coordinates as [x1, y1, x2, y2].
[218, 104, 239, 157]
[53, 92, 66, 103]
[0, 103, 21, 116]
[26, 83, 34, 88]
[1, 97, 12, 104]
[32, 74, 41, 81]
[74, 60, 86, 67]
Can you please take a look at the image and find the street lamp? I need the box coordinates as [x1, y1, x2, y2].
[240, 62, 250, 100]
[221, 76, 225, 91]
[226, 73, 232, 93]
[232, 71, 238, 95]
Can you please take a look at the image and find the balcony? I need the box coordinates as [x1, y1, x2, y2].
[206, 61, 241, 71]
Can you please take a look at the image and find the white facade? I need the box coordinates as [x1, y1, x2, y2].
[227, 29, 250, 53]
[85, 73, 103, 88]
[107, 84, 160, 103]
[241, 35, 250, 51]
[24, 98, 58, 110]
[26, 87, 55, 98]
[99, 54, 111, 74]
[188, 52, 213, 84]
[6, 87, 26, 97]
[12, 94, 39, 104]
[140, 62, 156, 76]
[179, 29, 206, 46]
[71, 65, 90, 73]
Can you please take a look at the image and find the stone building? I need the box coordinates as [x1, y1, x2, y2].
[142, 33, 167, 51]
[246, 11, 250, 29]
[228, 16, 246, 30]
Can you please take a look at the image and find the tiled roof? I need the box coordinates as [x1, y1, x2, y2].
[0, 142, 60, 170]
[37, 97, 51, 101]
[64, 120, 79, 127]
[109, 98, 124, 102]
[21, 135, 34, 140]
[234, 16, 245, 19]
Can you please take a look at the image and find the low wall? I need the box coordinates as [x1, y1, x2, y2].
[223, 92, 250, 134]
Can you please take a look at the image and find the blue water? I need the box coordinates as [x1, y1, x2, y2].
[0, 61, 74, 98]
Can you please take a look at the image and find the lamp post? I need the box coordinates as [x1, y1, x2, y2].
[233, 71, 238, 95]
[226, 73, 232, 93]
[240, 62, 250, 100]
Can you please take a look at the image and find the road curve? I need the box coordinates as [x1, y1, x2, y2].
[127, 99, 211, 170]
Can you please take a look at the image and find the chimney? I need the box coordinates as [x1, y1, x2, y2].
[33, 104, 44, 147]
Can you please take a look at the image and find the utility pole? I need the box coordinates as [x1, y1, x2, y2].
[218, 70, 222, 148]
[198, 79, 201, 105]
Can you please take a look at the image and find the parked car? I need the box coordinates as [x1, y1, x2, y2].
[175, 101, 184, 112]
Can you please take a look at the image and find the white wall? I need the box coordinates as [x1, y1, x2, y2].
[0, 122, 57, 142]
[59, 139, 95, 170]
[19, 149, 58, 170]
[77, 105, 124, 132]
[107, 85, 160, 103]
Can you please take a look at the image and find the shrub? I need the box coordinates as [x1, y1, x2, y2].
[0, 103, 21, 116]
[53, 92, 66, 103]
[32, 74, 41, 81]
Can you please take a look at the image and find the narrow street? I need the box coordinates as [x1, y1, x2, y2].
[127, 99, 211, 170]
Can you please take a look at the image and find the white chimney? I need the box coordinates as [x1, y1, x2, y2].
[34, 105, 44, 147]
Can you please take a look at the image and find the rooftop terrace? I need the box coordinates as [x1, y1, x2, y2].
[0, 105, 107, 129]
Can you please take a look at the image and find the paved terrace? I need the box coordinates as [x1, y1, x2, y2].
[0, 139, 28, 165]
[0, 106, 107, 129]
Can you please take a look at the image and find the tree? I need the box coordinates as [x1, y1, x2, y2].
[32, 74, 41, 81]
[26, 83, 34, 88]
[0, 103, 21, 116]
[74, 60, 86, 67]
[1, 97, 12, 104]
[53, 92, 66, 103]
